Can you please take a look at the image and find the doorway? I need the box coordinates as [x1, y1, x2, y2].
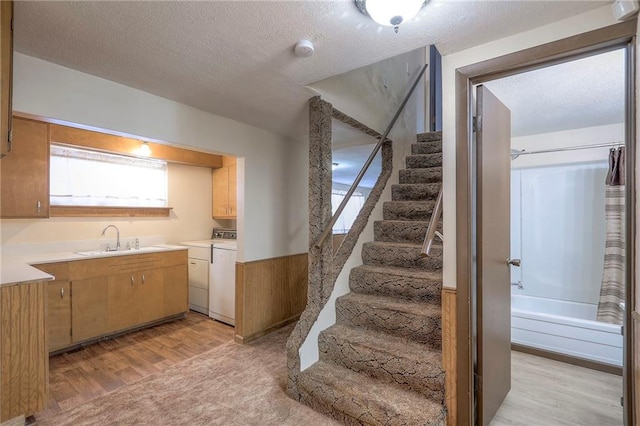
[454, 21, 637, 426]
[482, 47, 626, 425]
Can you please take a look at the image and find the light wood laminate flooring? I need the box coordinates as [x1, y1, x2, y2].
[35, 311, 234, 421]
[491, 351, 623, 425]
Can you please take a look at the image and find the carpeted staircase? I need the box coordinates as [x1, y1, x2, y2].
[297, 132, 446, 425]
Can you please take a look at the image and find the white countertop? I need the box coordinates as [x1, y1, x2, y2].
[1, 244, 187, 287]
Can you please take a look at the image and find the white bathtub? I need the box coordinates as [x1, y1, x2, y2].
[511, 294, 622, 366]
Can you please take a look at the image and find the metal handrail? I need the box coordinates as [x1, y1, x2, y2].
[420, 186, 443, 257]
[314, 63, 429, 249]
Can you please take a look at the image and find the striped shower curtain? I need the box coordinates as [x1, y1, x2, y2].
[597, 147, 625, 325]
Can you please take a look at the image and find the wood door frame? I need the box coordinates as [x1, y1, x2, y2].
[455, 19, 637, 425]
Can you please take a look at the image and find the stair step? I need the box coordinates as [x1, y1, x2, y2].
[298, 361, 446, 426]
[319, 324, 445, 401]
[417, 132, 442, 143]
[400, 167, 442, 184]
[411, 141, 442, 155]
[406, 153, 442, 169]
[362, 241, 442, 270]
[375, 220, 428, 244]
[392, 183, 440, 202]
[336, 292, 442, 346]
[349, 265, 442, 303]
[383, 200, 436, 221]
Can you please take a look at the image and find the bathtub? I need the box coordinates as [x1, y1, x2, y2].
[511, 294, 622, 366]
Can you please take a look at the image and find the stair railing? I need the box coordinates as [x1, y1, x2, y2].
[420, 185, 443, 257]
[314, 63, 428, 249]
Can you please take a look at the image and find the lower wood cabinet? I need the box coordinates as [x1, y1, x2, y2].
[36, 250, 188, 352]
[0, 281, 48, 422]
[47, 280, 72, 351]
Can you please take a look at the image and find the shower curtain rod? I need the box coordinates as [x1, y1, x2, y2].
[511, 141, 625, 159]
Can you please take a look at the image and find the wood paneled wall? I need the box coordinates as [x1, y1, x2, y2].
[442, 288, 457, 426]
[0, 281, 48, 422]
[235, 253, 308, 344]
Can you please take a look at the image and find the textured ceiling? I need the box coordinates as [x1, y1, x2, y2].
[14, 1, 609, 141]
[485, 48, 625, 137]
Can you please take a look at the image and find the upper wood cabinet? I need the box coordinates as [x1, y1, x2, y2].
[0, 0, 13, 158]
[1, 117, 50, 218]
[212, 156, 237, 219]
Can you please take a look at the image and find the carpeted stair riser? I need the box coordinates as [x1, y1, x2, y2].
[374, 220, 427, 244]
[392, 183, 440, 201]
[383, 200, 436, 221]
[362, 241, 442, 270]
[416, 132, 442, 143]
[399, 167, 442, 184]
[297, 362, 446, 426]
[374, 220, 442, 244]
[318, 324, 445, 401]
[349, 265, 442, 303]
[411, 142, 442, 155]
[406, 153, 442, 169]
[335, 293, 442, 347]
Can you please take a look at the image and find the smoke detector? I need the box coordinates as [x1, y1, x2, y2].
[294, 39, 314, 58]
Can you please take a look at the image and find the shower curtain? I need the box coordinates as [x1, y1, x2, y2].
[597, 147, 625, 325]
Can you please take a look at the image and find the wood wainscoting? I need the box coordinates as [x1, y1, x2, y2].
[235, 253, 308, 344]
[442, 288, 457, 426]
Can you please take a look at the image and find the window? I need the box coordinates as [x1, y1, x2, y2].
[50, 145, 168, 207]
[331, 187, 367, 234]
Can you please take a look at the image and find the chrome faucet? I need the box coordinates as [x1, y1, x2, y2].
[101, 225, 121, 251]
[511, 281, 524, 290]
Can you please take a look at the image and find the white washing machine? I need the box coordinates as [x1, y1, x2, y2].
[210, 241, 237, 326]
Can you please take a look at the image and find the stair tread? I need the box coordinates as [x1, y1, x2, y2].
[300, 361, 446, 425]
[375, 219, 428, 226]
[339, 292, 442, 318]
[364, 240, 442, 250]
[352, 264, 442, 280]
[324, 323, 442, 363]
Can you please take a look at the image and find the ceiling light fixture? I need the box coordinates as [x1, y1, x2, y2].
[355, 0, 426, 33]
[136, 141, 152, 157]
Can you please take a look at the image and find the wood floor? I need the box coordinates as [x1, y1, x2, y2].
[491, 351, 623, 425]
[35, 311, 234, 422]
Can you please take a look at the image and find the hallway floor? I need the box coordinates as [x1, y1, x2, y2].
[491, 350, 623, 425]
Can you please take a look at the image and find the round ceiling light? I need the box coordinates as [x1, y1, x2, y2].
[355, 0, 426, 33]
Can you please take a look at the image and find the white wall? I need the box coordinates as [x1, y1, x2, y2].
[8, 53, 309, 262]
[1, 163, 220, 248]
[441, 6, 621, 289]
[298, 49, 425, 369]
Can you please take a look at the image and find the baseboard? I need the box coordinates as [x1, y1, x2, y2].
[0, 414, 25, 426]
[511, 343, 622, 376]
[235, 314, 300, 345]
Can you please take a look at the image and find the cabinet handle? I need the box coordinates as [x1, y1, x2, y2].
[131, 275, 135, 286]
[142, 274, 145, 284]
[37, 200, 41, 213]
[60, 287, 64, 299]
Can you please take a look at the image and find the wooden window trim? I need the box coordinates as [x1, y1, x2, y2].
[50, 206, 172, 218]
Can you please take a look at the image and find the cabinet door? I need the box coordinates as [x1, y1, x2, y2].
[212, 165, 229, 218]
[0, 1, 13, 158]
[107, 272, 138, 332]
[163, 264, 188, 317]
[228, 157, 237, 216]
[72, 276, 109, 342]
[137, 269, 164, 324]
[0, 117, 49, 218]
[47, 280, 72, 352]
